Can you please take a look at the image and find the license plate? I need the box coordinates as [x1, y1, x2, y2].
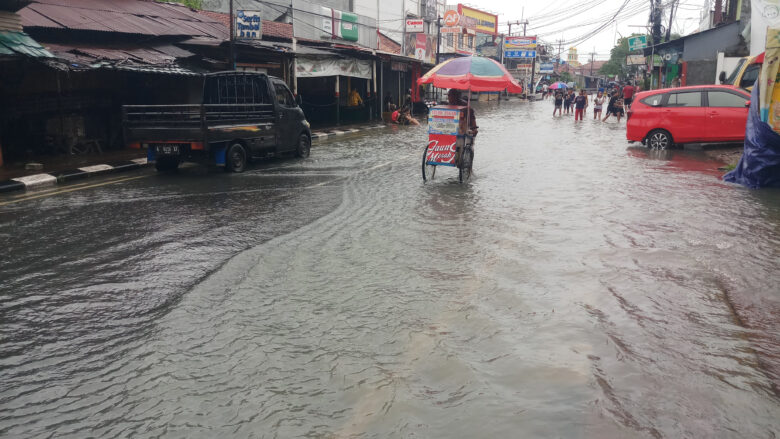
[153, 144, 184, 155]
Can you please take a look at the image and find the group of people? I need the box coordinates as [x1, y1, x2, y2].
[548, 81, 637, 123]
[384, 89, 420, 126]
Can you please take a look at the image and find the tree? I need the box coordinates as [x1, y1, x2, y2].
[599, 34, 643, 79]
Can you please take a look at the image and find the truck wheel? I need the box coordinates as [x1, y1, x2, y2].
[295, 134, 310, 158]
[226, 143, 246, 173]
[155, 157, 179, 172]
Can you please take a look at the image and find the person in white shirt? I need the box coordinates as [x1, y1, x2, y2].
[592, 91, 606, 120]
[542, 83, 549, 99]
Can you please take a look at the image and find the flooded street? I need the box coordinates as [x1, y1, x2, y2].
[1, 100, 779, 438]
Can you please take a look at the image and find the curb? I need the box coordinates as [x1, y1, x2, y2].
[311, 124, 386, 142]
[0, 158, 149, 194]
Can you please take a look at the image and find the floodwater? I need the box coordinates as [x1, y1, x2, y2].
[1, 100, 779, 438]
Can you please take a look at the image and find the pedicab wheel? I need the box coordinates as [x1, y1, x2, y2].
[422, 143, 436, 182]
[459, 147, 473, 183]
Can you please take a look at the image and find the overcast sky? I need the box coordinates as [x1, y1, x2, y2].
[464, 0, 705, 62]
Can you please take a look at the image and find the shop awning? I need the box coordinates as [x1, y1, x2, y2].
[296, 56, 372, 79]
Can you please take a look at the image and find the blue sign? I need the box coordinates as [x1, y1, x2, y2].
[504, 50, 536, 58]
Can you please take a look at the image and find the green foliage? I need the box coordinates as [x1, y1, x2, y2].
[159, 0, 203, 9]
[558, 71, 573, 83]
[599, 34, 646, 79]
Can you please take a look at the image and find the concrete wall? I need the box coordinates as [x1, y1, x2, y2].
[685, 60, 716, 85]
[683, 21, 744, 61]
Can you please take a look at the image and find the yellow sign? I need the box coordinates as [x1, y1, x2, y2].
[459, 5, 497, 34]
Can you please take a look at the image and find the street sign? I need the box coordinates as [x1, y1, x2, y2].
[540, 62, 554, 73]
[628, 35, 647, 51]
[405, 19, 424, 33]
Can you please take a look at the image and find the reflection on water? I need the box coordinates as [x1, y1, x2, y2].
[1, 101, 778, 438]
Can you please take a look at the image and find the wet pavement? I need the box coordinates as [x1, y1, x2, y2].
[1, 100, 779, 438]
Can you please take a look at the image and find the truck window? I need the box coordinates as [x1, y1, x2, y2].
[724, 58, 745, 85]
[273, 83, 296, 107]
[739, 64, 760, 89]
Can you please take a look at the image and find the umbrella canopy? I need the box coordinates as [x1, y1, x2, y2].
[418, 56, 523, 93]
[548, 82, 567, 89]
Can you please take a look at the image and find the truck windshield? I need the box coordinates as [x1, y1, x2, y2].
[725, 58, 745, 85]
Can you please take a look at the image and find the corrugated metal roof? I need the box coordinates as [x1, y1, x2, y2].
[0, 11, 23, 33]
[46, 42, 193, 66]
[20, 0, 227, 39]
[0, 31, 53, 57]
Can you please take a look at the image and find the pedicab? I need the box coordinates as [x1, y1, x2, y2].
[418, 56, 523, 183]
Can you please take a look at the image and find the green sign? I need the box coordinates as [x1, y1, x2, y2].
[648, 54, 663, 67]
[628, 35, 647, 51]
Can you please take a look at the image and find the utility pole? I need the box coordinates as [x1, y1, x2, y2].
[435, 16, 441, 65]
[665, 0, 677, 41]
[401, 0, 407, 56]
[229, 0, 235, 69]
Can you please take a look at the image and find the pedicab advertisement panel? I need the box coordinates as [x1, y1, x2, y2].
[427, 106, 464, 166]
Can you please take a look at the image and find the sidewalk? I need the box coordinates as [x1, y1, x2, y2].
[0, 120, 390, 194]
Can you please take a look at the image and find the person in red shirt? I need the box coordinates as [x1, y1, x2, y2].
[622, 81, 636, 109]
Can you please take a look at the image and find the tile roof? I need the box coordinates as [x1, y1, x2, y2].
[197, 10, 292, 41]
[377, 31, 400, 54]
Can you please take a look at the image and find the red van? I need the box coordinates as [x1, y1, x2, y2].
[626, 85, 750, 149]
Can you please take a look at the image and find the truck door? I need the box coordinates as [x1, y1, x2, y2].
[272, 81, 298, 152]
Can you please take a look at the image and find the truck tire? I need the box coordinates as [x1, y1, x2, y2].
[155, 157, 179, 172]
[296, 134, 311, 158]
[226, 143, 247, 173]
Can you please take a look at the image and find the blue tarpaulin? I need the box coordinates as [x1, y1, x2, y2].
[723, 83, 780, 188]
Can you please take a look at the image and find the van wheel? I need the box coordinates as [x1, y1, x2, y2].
[647, 129, 673, 149]
[296, 134, 310, 158]
[155, 157, 179, 172]
[226, 143, 247, 172]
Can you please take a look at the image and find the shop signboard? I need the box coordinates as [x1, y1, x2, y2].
[504, 36, 537, 58]
[628, 35, 647, 51]
[235, 10, 262, 39]
[406, 19, 424, 33]
[648, 54, 663, 67]
[321, 7, 358, 42]
[626, 54, 646, 65]
[443, 10, 460, 27]
[427, 106, 463, 167]
[423, 0, 438, 21]
[540, 62, 554, 73]
[459, 5, 498, 34]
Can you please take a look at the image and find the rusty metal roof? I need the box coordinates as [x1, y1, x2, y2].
[46, 41, 193, 66]
[20, 0, 227, 39]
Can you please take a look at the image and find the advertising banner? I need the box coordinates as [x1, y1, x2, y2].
[504, 36, 537, 58]
[427, 106, 462, 166]
[406, 19, 424, 33]
[404, 33, 437, 64]
[626, 54, 646, 65]
[459, 5, 498, 34]
[540, 62, 554, 73]
[443, 9, 460, 27]
[296, 57, 372, 79]
[235, 10, 262, 39]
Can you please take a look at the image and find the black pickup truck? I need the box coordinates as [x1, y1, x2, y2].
[123, 72, 311, 172]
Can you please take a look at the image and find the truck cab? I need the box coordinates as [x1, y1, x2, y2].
[123, 72, 311, 172]
[720, 53, 763, 92]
